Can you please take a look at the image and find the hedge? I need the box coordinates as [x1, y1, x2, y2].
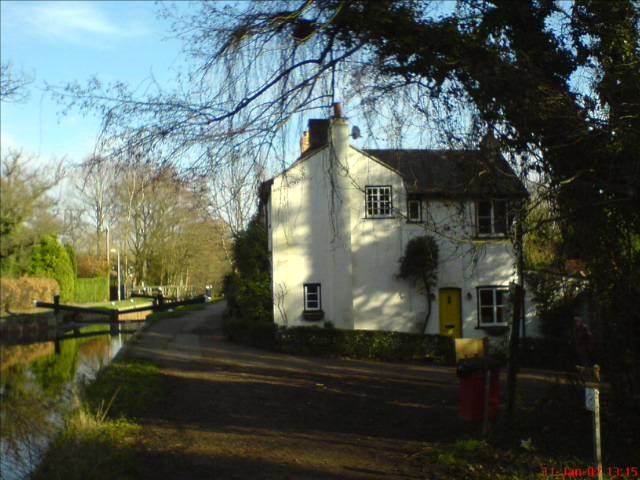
[519, 337, 583, 370]
[74, 277, 109, 304]
[0, 276, 59, 314]
[223, 318, 455, 365]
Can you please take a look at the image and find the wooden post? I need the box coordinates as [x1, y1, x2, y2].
[53, 294, 63, 333]
[592, 365, 603, 480]
[47, 295, 59, 328]
[506, 284, 523, 417]
[482, 367, 491, 437]
[109, 311, 119, 336]
[507, 212, 525, 419]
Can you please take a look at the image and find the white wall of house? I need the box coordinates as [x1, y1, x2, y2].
[268, 117, 539, 338]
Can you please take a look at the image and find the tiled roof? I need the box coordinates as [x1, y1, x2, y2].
[363, 149, 528, 198]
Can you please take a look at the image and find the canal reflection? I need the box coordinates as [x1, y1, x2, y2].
[0, 325, 141, 480]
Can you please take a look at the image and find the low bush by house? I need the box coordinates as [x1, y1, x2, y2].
[0, 276, 59, 315]
[519, 337, 585, 370]
[222, 318, 279, 350]
[74, 277, 109, 304]
[223, 318, 455, 364]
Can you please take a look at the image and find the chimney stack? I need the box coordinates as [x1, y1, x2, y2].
[300, 130, 310, 154]
[333, 102, 343, 118]
[308, 119, 330, 150]
[301, 104, 344, 155]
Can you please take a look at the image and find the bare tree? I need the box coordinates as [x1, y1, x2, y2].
[205, 146, 264, 236]
[76, 157, 118, 258]
[0, 62, 32, 103]
[109, 162, 231, 289]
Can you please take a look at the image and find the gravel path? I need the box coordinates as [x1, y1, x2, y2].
[124, 303, 487, 479]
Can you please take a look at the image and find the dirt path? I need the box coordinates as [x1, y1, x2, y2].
[123, 304, 511, 479]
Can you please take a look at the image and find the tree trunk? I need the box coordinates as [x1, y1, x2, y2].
[506, 284, 523, 417]
[423, 284, 432, 334]
[507, 218, 525, 418]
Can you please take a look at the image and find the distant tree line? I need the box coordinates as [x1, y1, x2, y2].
[0, 148, 232, 302]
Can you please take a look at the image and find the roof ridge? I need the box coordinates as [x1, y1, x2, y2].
[363, 148, 477, 152]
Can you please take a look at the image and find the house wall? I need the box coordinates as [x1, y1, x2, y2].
[268, 119, 539, 338]
[270, 119, 355, 329]
[346, 148, 415, 332]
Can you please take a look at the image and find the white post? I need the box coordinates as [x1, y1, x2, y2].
[592, 365, 603, 480]
[116, 249, 122, 301]
[585, 365, 603, 480]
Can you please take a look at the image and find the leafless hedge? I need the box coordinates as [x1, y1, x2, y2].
[0, 277, 59, 315]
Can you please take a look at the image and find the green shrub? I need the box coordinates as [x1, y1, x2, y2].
[397, 235, 439, 333]
[28, 235, 76, 302]
[65, 243, 77, 277]
[222, 317, 278, 350]
[340, 329, 454, 364]
[519, 337, 577, 370]
[223, 216, 273, 323]
[223, 319, 455, 364]
[278, 326, 342, 356]
[234, 272, 272, 322]
[75, 277, 110, 303]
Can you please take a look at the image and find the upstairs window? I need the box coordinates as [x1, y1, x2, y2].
[476, 199, 514, 237]
[477, 286, 509, 326]
[365, 186, 392, 218]
[303, 283, 321, 311]
[407, 196, 422, 222]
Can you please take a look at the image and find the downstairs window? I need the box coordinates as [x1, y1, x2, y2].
[477, 286, 509, 326]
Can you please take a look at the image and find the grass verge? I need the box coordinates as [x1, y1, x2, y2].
[409, 438, 583, 479]
[86, 298, 154, 311]
[145, 302, 207, 324]
[33, 361, 165, 479]
[33, 412, 141, 480]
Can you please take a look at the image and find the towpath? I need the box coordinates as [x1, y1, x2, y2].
[123, 302, 558, 479]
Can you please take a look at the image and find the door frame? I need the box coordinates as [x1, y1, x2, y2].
[438, 287, 462, 338]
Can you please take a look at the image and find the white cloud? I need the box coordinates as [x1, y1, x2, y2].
[10, 2, 150, 47]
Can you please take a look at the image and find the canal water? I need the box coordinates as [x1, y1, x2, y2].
[0, 324, 143, 479]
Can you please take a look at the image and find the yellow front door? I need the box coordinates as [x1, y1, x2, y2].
[439, 288, 462, 338]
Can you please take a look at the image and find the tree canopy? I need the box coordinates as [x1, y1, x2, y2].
[53, 0, 640, 404]
[0, 149, 64, 276]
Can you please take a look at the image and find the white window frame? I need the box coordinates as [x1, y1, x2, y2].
[303, 283, 321, 312]
[407, 197, 422, 222]
[365, 186, 393, 218]
[476, 199, 512, 237]
[477, 286, 509, 326]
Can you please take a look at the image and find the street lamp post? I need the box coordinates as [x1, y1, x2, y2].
[110, 248, 121, 301]
[106, 226, 110, 265]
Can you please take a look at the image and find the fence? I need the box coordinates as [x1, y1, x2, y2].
[36, 294, 206, 335]
[129, 285, 197, 301]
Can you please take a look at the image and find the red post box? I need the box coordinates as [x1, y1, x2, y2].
[457, 358, 501, 421]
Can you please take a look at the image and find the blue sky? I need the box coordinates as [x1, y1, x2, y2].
[1, 1, 188, 164]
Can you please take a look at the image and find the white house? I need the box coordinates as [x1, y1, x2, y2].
[259, 105, 539, 339]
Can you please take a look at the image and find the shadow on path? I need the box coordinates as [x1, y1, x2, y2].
[122, 302, 570, 479]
